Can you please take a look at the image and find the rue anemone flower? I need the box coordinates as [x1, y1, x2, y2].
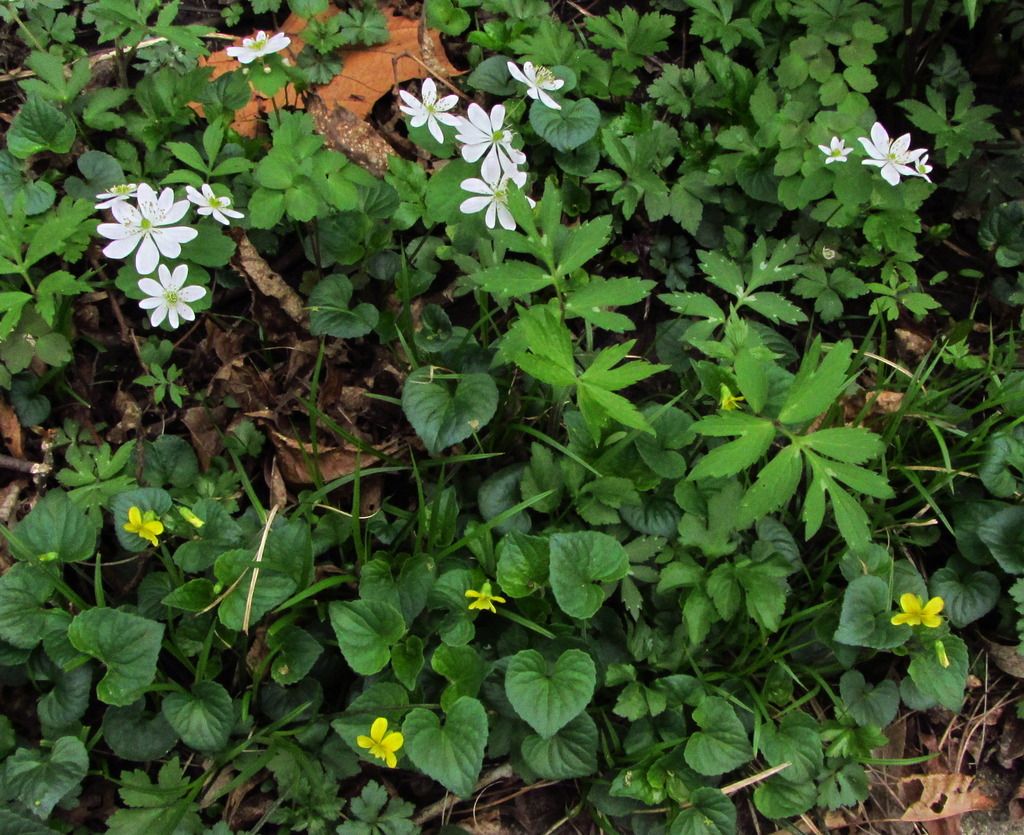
[398, 77, 461, 144]
[891, 593, 944, 628]
[137, 264, 207, 329]
[455, 102, 528, 180]
[185, 184, 244, 225]
[95, 183, 140, 210]
[356, 717, 404, 767]
[912, 153, 933, 183]
[123, 506, 164, 547]
[465, 581, 506, 614]
[818, 136, 851, 164]
[459, 164, 533, 231]
[226, 30, 291, 65]
[857, 122, 928, 186]
[507, 60, 565, 110]
[97, 183, 198, 275]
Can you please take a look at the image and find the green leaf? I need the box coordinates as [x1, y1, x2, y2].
[13, 490, 98, 563]
[802, 427, 883, 464]
[67, 608, 164, 706]
[268, 625, 323, 685]
[976, 506, 1024, 574]
[668, 786, 737, 835]
[213, 548, 296, 631]
[161, 681, 234, 753]
[753, 776, 817, 819]
[907, 635, 968, 710]
[689, 417, 776, 481]
[549, 531, 629, 618]
[433, 644, 488, 711]
[0, 563, 61, 649]
[102, 699, 179, 761]
[401, 368, 499, 455]
[530, 98, 600, 152]
[684, 697, 751, 776]
[328, 599, 406, 675]
[402, 697, 487, 797]
[505, 648, 596, 738]
[557, 215, 612, 274]
[467, 55, 517, 96]
[308, 275, 379, 339]
[929, 566, 999, 627]
[520, 712, 598, 779]
[838, 671, 899, 728]
[737, 445, 802, 525]
[833, 576, 905, 650]
[496, 532, 549, 598]
[778, 339, 853, 425]
[760, 712, 823, 783]
[6, 94, 76, 159]
[2, 736, 88, 819]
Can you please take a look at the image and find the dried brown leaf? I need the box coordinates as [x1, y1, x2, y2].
[899, 773, 996, 821]
[307, 92, 395, 176]
[0, 397, 23, 458]
[231, 231, 307, 326]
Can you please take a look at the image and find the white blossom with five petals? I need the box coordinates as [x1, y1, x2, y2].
[818, 137, 850, 164]
[858, 122, 928, 186]
[97, 184, 198, 275]
[454, 103, 527, 180]
[398, 78, 461, 144]
[459, 165, 532, 231]
[506, 61, 564, 110]
[95, 183, 139, 210]
[225, 31, 291, 65]
[138, 264, 207, 329]
[186, 184, 244, 225]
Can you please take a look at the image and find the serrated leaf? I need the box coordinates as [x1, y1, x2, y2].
[6, 94, 75, 159]
[778, 339, 853, 425]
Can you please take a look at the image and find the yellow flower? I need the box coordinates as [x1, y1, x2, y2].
[719, 384, 745, 411]
[123, 506, 164, 547]
[356, 717, 404, 767]
[178, 507, 204, 528]
[465, 581, 506, 614]
[890, 593, 944, 628]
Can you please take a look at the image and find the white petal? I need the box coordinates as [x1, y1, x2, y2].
[460, 177, 493, 195]
[157, 226, 199, 246]
[858, 136, 886, 160]
[185, 185, 203, 204]
[460, 142, 489, 164]
[175, 303, 197, 323]
[138, 277, 164, 297]
[178, 285, 206, 303]
[484, 202, 497, 229]
[167, 264, 189, 290]
[135, 237, 161, 275]
[460, 196, 492, 215]
[421, 77, 437, 104]
[879, 163, 901, 186]
[537, 89, 561, 110]
[163, 199, 192, 225]
[489, 103, 506, 132]
[167, 305, 180, 330]
[139, 296, 164, 310]
[435, 94, 459, 113]
[861, 158, 884, 168]
[103, 236, 140, 260]
[507, 61, 528, 84]
[869, 122, 890, 152]
[496, 203, 515, 230]
[110, 201, 141, 225]
[409, 111, 429, 129]
[97, 222, 134, 241]
[480, 153, 503, 184]
[465, 103, 492, 135]
[427, 116, 445, 144]
[146, 300, 169, 327]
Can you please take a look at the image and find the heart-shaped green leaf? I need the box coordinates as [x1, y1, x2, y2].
[13, 490, 97, 563]
[548, 531, 629, 619]
[3, 736, 87, 819]
[505, 648, 596, 738]
[529, 98, 600, 152]
[329, 599, 406, 675]
[161, 681, 234, 753]
[67, 608, 164, 707]
[402, 696, 487, 797]
[520, 712, 598, 779]
[684, 697, 752, 776]
[401, 367, 498, 455]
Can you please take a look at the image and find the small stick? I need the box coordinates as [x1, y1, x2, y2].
[242, 505, 279, 633]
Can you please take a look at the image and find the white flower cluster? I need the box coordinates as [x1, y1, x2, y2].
[95, 182, 243, 329]
[818, 122, 933, 186]
[225, 30, 291, 65]
[398, 61, 565, 231]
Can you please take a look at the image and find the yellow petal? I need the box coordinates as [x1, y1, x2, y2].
[465, 589, 481, 599]
[127, 506, 142, 527]
[385, 750, 397, 768]
[382, 731, 403, 753]
[922, 597, 944, 616]
[356, 735, 374, 750]
[921, 612, 943, 628]
[490, 594, 506, 604]
[891, 613, 915, 626]
[370, 717, 388, 742]
[898, 593, 922, 613]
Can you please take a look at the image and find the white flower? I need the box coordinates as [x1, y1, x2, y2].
[97, 183, 198, 275]
[911, 153, 933, 182]
[455, 103, 527, 180]
[858, 122, 927, 186]
[225, 31, 291, 65]
[507, 61, 565, 110]
[95, 183, 140, 210]
[398, 78, 461, 144]
[460, 166, 533, 231]
[186, 183, 244, 225]
[818, 137, 850, 164]
[138, 264, 207, 329]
